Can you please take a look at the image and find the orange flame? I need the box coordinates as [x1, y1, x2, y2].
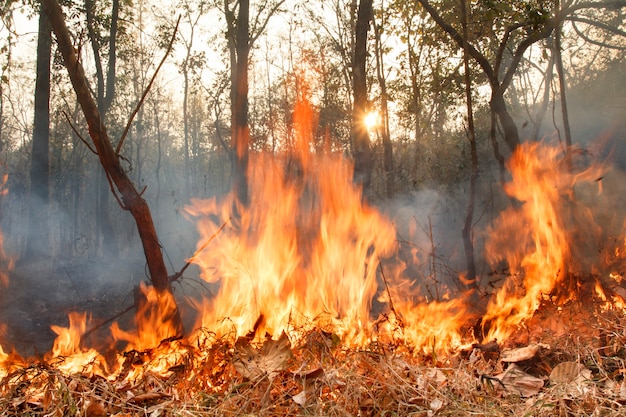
[481, 143, 607, 342]
[47, 312, 105, 375]
[186, 95, 397, 345]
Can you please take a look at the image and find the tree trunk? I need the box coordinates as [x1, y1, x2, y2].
[351, 0, 373, 191]
[373, 13, 393, 198]
[43, 0, 181, 332]
[230, 0, 251, 206]
[489, 91, 520, 152]
[86, 0, 120, 257]
[554, 17, 573, 168]
[460, 0, 478, 289]
[26, 5, 51, 258]
[532, 41, 555, 141]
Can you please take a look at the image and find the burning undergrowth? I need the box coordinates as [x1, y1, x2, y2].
[1, 96, 626, 413]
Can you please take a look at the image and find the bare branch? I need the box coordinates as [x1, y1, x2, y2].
[571, 19, 626, 49]
[115, 16, 181, 155]
[63, 111, 97, 155]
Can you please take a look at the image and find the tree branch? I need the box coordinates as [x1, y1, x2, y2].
[116, 16, 180, 155]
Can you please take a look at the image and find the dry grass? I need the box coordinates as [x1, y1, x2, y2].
[2, 304, 626, 416]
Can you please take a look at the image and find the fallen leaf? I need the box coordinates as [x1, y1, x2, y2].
[430, 397, 444, 411]
[549, 361, 590, 384]
[417, 368, 447, 390]
[233, 332, 293, 381]
[86, 402, 107, 417]
[549, 361, 592, 397]
[292, 390, 306, 406]
[294, 367, 324, 382]
[127, 392, 171, 404]
[494, 364, 544, 397]
[500, 343, 549, 363]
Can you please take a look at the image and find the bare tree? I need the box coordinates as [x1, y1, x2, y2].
[373, 6, 393, 198]
[85, 0, 120, 256]
[43, 0, 182, 332]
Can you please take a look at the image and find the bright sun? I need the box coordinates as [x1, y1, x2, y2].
[363, 111, 379, 130]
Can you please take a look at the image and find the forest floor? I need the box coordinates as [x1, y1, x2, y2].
[2, 263, 626, 415]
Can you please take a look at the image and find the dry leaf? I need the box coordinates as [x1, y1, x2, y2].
[233, 332, 293, 381]
[127, 392, 171, 404]
[549, 361, 590, 384]
[292, 390, 306, 406]
[472, 340, 500, 360]
[430, 397, 444, 412]
[417, 368, 447, 390]
[500, 343, 549, 363]
[294, 367, 324, 382]
[86, 402, 107, 417]
[549, 361, 592, 397]
[494, 364, 544, 397]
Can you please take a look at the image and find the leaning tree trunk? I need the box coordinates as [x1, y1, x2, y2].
[43, 0, 181, 331]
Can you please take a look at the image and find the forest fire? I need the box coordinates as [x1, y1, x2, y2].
[1, 103, 626, 413]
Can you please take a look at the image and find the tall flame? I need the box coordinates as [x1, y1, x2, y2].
[481, 143, 607, 341]
[185, 93, 396, 344]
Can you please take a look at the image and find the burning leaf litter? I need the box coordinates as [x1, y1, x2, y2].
[1, 96, 626, 414]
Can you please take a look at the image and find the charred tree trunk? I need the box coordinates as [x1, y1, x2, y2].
[43, 0, 181, 332]
[26, 5, 51, 258]
[351, 0, 373, 191]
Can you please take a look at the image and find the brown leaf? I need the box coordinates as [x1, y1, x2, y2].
[294, 367, 325, 382]
[549, 361, 590, 384]
[493, 364, 544, 397]
[86, 402, 107, 417]
[233, 332, 293, 381]
[500, 343, 549, 363]
[549, 361, 592, 397]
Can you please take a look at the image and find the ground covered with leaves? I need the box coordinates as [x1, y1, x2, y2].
[2, 299, 626, 417]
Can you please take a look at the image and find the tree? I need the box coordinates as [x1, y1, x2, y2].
[218, 0, 285, 205]
[85, 0, 121, 256]
[43, 0, 182, 332]
[373, 4, 394, 197]
[459, 0, 478, 287]
[178, 0, 207, 197]
[26, 4, 52, 258]
[417, 0, 626, 157]
[351, 0, 373, 191]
